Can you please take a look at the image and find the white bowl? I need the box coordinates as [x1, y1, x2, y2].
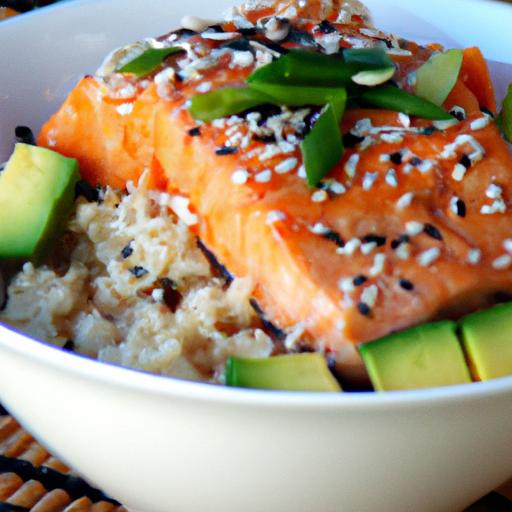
[1, 1, 512, 511]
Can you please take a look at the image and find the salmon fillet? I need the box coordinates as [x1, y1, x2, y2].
[38, 0, 512, 374]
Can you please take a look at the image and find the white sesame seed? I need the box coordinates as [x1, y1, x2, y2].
[396, 192, 414, 209]
[380, 132, 404, 144]
[398, 113, 411, 128]
[470, 116, 490, 131]
[259, 144, 283, 161]
[362, 172, 378, 191]
[337, 238, 361, 255]
[344, 153, 360, 178]
[212, 119, 226, 128]
[309, 223, 330, 235]
[361, 284, 379, 308]
[359, 136, 376, 151]
[405, 221, 424, 236]
[418, 247, 441, 267]
[492, 254, 512, 270]
[481, 199, 506, 215]
[275, 157, 298, 174]
[379, 154, 391, 163]
[433, 119, 459, 130]
[449, 197, 461, 216]
[196, 81, 212, 93]
[403, 163, 413, 175]
[486, 184, 503, 199]
[452, 163, 467, 182]
[386, 48, 413, 56]
[467, 249, 482, 265]
[352, 118, 373, 137]
[231, 50, 254, 68]
[151, 288, 165, 302]
[369, 253, 386, 277]
[418, 160, 434, 174]
[116, 103, 133, 116]
[255, 169, 272, 183]
[201, 30, 240, 40]
[385, 168, 398, 188]
[297, 165, 307, 179]
[504, 239, 512, 254]
[395, 243, 411, 260]
[338, 277, 355, 293]
[266, 210, 286, 225]
[328, 180, 346, 195]
[231, 169, 249, 185]
[311, 190, 328, 203]
[361, 242, 378, 255]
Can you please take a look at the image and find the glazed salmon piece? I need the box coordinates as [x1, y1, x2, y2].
[38, 1, 512, 372]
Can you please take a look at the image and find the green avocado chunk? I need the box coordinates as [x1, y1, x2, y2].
[359, 321, 472, 391]
[0, 143, 79, 262]
[460, 302, 512, 381]
[225, 353, 342, 392]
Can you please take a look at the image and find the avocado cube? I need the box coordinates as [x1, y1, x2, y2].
[461, 302, 512, 381]
[225, 353, 342, 392]
[359, 321, 472, 391]
[0, 143, 79, 261]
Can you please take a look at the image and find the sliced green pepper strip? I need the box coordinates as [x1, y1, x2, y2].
[189, 87, 275, 122]
[301, 91, 346, 187]
[360, 85, 453, 120]
[342, 48, 395, 70]
[117, 46, 184, 77]
[498, 83, 512, 143]
[415, 49, 464, 106]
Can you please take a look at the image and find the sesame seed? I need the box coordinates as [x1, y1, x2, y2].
[362, 172, 378, 191]
[503, 239, 512, 254]
[338, 238, 361, 255]
[380, 132, 404, 144]
[385, 168, 398, 187]
[311, 190, 328, 203]
[470, 116, 490, 131]
[352, 118, 373, 136]
[323, 231, 345, 247]
[398, 113, 411, 128]
[433, 119, 459, 130]
[418, 160, 434, 174]
[450, 106, 466, 121]
[188, 126, 201, 137]
[481, 199, 506, 215]
[328, 180, 346, 195]
[424, 223, 443, 241]
[196, 81, 212, 93]
[353, 275, 368, 286]
[369, 253, 386, 277]
[399, 279, 414, 291]
[259, 144, 283, 161]
[116, 103, 133, 116]
[129, 266, 148, 278]
[309, 223, 330, 235]
[361, 242, 378, 255]
[231, 50, 254, 68]
[459, 154, 472, 169]
[275, 157, 298, 175]
[343, 132, 365, 148]
[396, 192, 414, 209]
[379, 154, 391, 163]
[121, 242, 133, 259]
[344, 153, 360, 178]
[201, 30, 240, 40]
[361, 284, 379, 308]
[297, 165, 307, 179]
[486, 184, 503, 199]
[216, 146, 238, 156]
[450, 197, 466, 218]
[357, 302, 371, 316]
[389, 151, 402, 165]
[363, 234, 387, 247]
[492, 254, 512, 270]
[405, 221, 424, 236]
[338, 277, 355, 293]
[255, 169, 272, 183]
[452, 163, 467, 181]
[417, 247, 441, 267]
[395, 243, 411, 260]
[403, 163, 413, 174]
[391, 235, 410, 249]
[266, 210, 286, 224]
[359, 136, 376, 151]
[467, 249, 482, 265]
[231, 169, 249, 185]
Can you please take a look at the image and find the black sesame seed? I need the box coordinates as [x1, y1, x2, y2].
[390, 151, 403, 165]
[188, 126, 201, 137]
[15, 125, 36, 145]
[422, 126, 439, 136]
[129, 266, 148, 278]
[424, 223, 443, 241]
[316, 19, 337, 34]
[459, 154, 472, 169]
[238, 27, 258, 36]
[456, 199, 467, 218]
[215, 146, 239, 155]
[353, 275, 368, 287]
[323, 230, 345, 248]
[285, 27, 317, 46]
[250, 298, 287, 341]
[174, 28, 198, 37]
[362, 234, 386, 247]
[410, 156, 423, 166]
[357, 302, 371, 316]
[399, 279, 414, 291]
[391, 234, 410, 249]
[450, 108, 466, 121]
[121, 242, 133, 259]
[343, 132, 365, 148]
[480, 107, 495, 118]
[63, 340, 75, 351]
[254, 134, 277, 144]
[159, 278, 182, 313]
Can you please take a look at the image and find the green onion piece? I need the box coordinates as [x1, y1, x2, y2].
[360, 85, 453, 120]
[117, 46, 184, 77]
[498, 83, 512, 142]
[189, 87, 274, 122]
[248, 49, 351, 86]
[301, 93, 346, 187]
[249, 82, 346, 113]
[415, 49, 463, 106]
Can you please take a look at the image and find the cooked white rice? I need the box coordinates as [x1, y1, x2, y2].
[0, 183, 274, 382]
